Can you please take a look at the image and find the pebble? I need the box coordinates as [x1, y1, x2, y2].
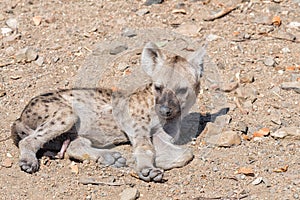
[281, 47, 291, 53]
[240, 73, 254, 84]
[205, 129, 241, 147]
[6, 18, 18, 29]
[32, 16, 42, 26]
[287, 21, 300, 29]
[0, 90, 6, 97]
[5, 46, 15, 56]
[271, 127, 300, 139]
[1, 158, 13, 168]
[175, 23, 200, 37]
[109, 45, 128, 55]
[206, 34, 221, 42]
[270, 110, 282, 125]
[120, 188, 139, 200]
[263, 57, 275, 67]
[3, 33, 21, 43]
[34, 56, 44, 67]
[1, 27, 13, 36]
[281, 82, 300, 93]
[15, 47, 38, 63]
[121, 28, 137, 38]
[26, 48, 38, 61]
[234, 121, 248, 134]
[144, 0, 163, 6]
[136, 9, 150, 16]
[252, 177, 263, 185]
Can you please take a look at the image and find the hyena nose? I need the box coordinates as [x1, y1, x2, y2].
[160, 105, 172, 116]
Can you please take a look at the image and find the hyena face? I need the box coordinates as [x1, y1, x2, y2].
[141, 42, 205, 120]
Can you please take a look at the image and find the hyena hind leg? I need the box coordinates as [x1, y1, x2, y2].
[66, 137, 126, 168]
[18, 108, 78, 173]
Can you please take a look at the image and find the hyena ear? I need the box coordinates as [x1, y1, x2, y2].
[141, 42, 164, 77]
[188, 46, 206, 79]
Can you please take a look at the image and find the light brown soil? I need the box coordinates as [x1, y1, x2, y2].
[0, 0, 299, 199]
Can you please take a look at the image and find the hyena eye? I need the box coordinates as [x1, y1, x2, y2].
[176, 87, 188, 95]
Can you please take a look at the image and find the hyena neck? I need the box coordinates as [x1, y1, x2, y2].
[160, 117, 181, 141]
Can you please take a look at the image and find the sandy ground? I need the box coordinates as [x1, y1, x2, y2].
[0, 0, 299, 199]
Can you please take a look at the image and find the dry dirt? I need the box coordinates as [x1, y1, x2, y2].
[0, 0, 300, 199]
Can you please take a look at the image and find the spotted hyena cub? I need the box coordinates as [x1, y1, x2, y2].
[11, 42, 205, 182]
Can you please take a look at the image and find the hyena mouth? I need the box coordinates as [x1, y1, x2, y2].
[156, 104, 181, 120]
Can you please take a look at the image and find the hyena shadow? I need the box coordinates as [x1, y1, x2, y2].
[174, 107, 229, 145]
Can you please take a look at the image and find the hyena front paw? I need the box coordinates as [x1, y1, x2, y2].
[19, 152, 39, 173]
[97, 151, 126, 168]
[138, 167, 164, 182]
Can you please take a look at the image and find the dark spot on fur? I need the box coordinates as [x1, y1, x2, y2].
[141, 126, 147, 131]
[113, 126, 118, 129]
[45, 108, 49, 112]
[33, 112, 37, 116]
[41, 92, 54, 97]
[50, 121, 55, 125]
[42, 99, 50, 103]
[61, 121, 65, 125]
[38, 116, 42, 120]
[31, 102, 36, 106]
[45, 115, 49, 119]
[37, 128, 43, 132]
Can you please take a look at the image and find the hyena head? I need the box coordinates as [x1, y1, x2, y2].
[141, 42, 205, 120]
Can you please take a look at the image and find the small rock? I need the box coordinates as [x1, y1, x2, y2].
[45, 15, 56, 23]
[262, 177, 271, 187]
[252, 177, 263, 185]
[5, 46, 15, 56]
[240, 73, 254, 84]
[34, 56, 44, 67]
[1, 158, 13, 168]
[253, 127, 270, 137]
[287, 21, 300, 29]
[206, 34, 221, 42]
[120, 188, 139, 200]
[281, 82, 300, 93]
[235, 121, 248, 134]
[1, 27, 13, 36]
[271, 127, 300, 139]
[172, 9, 187, 14]
[69, 161, 79, 174]
[122, 28, 137, 38]
[175, 23, 200, 37]
[6, 18, 18, 29]
[144, 0, 163, 6]
[0, 90, 6, 97]
[117, 62, 129, 72]
[281, 47, 290, 53]
[15, 47, 38, 63]
[109, 45, 128, 55]
[136, 9, 150, 16]
[270, 110, 282, 125]
[214, 114, 231, 127]
[32, 16, 42, 26]
[26, 48, 38, 62]
[15, 48, 27, 62]
[3, 33, 21, 42]
[205, 129, 241, 147]
[263, 57, 275, 67]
